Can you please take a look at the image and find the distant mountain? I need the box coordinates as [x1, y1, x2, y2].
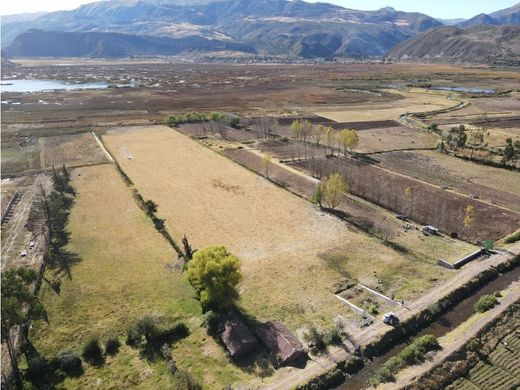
[437, 18, 466, 26]
[388, 25, 520, 65]
[490, 3, 520, 24]
[1, 0, 442, 58]
[3, 29, 255, 58]
[458, 14, 500, 28]
[457, 3, 520, 27]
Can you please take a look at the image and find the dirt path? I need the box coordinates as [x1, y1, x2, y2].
[378, 280, 520, 390]
[266, 245, 520, 390]
[0, 174, 52, 271]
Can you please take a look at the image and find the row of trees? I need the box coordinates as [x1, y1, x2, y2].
[164, 111, 239, 127]
[2, 165, 77, 389]
[291, 119, 359, 157]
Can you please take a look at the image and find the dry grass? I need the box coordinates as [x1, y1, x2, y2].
[102, 126, 465, 330]
[316, 89, 454, 122]
[30, 164, 253, 388]
[355, 127, 437, 153]
[39, 133, 108, 169]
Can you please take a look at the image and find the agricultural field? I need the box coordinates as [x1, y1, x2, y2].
[102, 125, 468, 330]
[1, 133, 108, 176]
[2, 61, 520, 390]
[316, 89, 456, 122]
[375, 150, 520, 213]
[29, 164, 259, 389]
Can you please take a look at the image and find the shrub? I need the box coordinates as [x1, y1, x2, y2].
[303, 324, 326, 353]
[504, 230, 520, 243]
[126, 323, 141, 346]
[474, 294, 498, 313]
[136, 314, 161, 342]
[368, 304, 379, 315]
[323, 328, 342, 345]
[494, 291, 503, 298]
[82, 335, 103, 364]
[54, 349, 82, 376]
[172, 370, 203, 390]
[202, 310, 219, 330]
[26, 357, 49, 382]
[105, 334, 121, 355]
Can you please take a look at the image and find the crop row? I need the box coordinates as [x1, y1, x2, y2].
[468, 362, 519, 390]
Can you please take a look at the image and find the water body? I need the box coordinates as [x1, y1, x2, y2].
[431, 86, 496, 94]
[336, 264, 519, 390]
[0, 79, 137, 93]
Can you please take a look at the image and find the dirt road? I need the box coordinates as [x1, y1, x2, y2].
[267, 245, 520, 390]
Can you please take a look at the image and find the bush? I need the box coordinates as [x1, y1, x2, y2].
[54, 349, 82, 376]
[368, 304, 379, 315]
[172, 370, 203, 390]
[372, 335, 439, 384]
[26, 357, 49, 382]
[105, 334, 121, 355]
[126, 323, 141, 346]
[323, 328, 342, 345]
[474, 294, 498, 313]
[82, 335, 103, 364]
[202, 310, 219, 330]
[303, 324, 326, 353]
[504, 230, 520, 243]
[494, 291, 503, 298]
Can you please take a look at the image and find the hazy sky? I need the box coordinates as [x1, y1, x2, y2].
[1, 0, 518, 18]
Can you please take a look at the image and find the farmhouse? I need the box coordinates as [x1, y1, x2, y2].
[256, 321, 307, 366]
[218, 314, 258, 358]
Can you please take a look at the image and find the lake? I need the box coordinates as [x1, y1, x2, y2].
[0, 79, 137, 92]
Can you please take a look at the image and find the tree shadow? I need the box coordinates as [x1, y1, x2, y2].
[49, 247, 82, 281]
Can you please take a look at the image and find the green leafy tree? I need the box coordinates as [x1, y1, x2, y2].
[320, 173, 348, 209]
[1, 268, 47, 389]
[185, 246, 242, 310]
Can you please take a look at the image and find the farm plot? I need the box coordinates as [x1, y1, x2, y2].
[294, 157, 520, 241]
[39, 132, 108, 169]
[224, 147, 475, 270]
[102, 125, 455, 329]
[316, 89, 454, 122]
[375, 150, 520, 213]
[467, 361, 519, 390]
[355, 126, 437, 154]
[30, 164, 254, 389]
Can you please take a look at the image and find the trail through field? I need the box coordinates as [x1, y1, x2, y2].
[1, 175, 52, 271]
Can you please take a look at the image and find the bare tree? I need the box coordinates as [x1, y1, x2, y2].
[257, 116, 277, 140]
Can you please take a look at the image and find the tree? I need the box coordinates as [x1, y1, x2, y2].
[320, 173, 348, 209]
[403, 186, 413, 218]
[185, 246, 242, 310]
[312, 124, 325, 146]
[261, 153, 272, 178]
[445, 124, 467, 151]
[336, 129, 359, 155]
[257, 116, 277, 140]
[1, 268, 47, 389]
[463, 205, 475, 229]
[468, 128, 487, 159]
[326, 126, 335, 155]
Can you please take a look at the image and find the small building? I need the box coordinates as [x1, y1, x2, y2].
[218, 314, 257, 358]
[256, 321, 306, 366]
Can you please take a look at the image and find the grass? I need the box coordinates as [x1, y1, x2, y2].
[102, 126, 473, 329]
[30, 164, 253, 388]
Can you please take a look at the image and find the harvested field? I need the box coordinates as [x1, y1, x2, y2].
[224, 147, 476, 270]
[39, 133, 109, 169]
[1, 132, 108, 175]
[375, 150, 520, 213]
[355, 126, 437, 154]
[294, 156, 520, 241]
[103, 125, 459, 329]
[316, 89, 454, 122]
[30, 164, 256, 388]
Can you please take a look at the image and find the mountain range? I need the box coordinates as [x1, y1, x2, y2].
[2, 0, 520, 61]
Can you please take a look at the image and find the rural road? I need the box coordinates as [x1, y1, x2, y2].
[378, 279, 520, 390]
[265, 244, 520, 390]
